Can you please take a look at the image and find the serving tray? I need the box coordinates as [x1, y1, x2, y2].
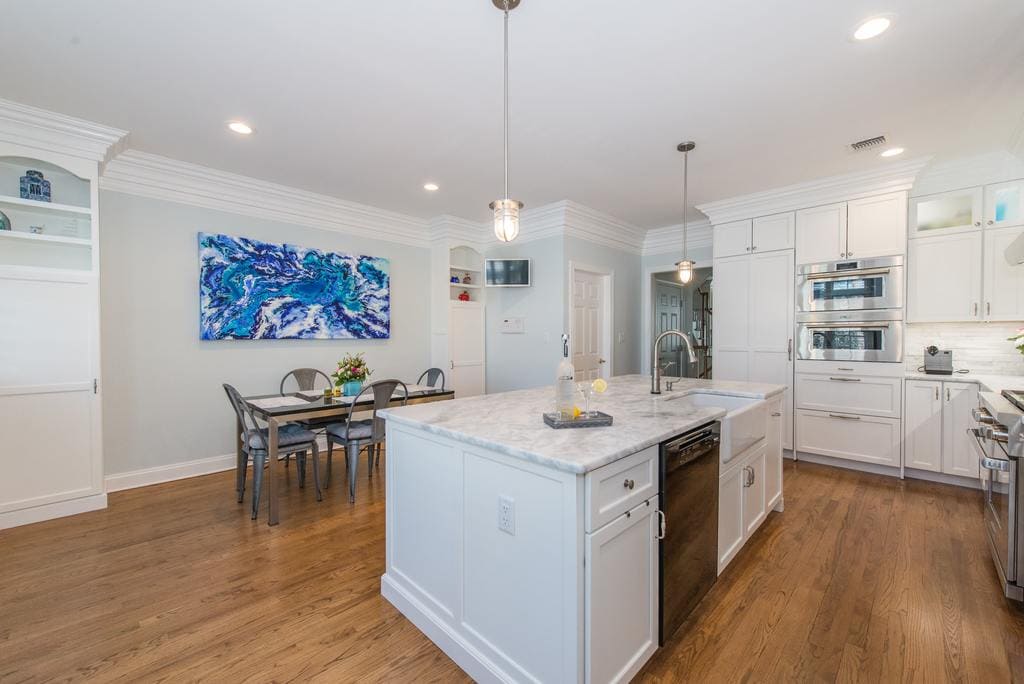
[542, 411, 613, 429]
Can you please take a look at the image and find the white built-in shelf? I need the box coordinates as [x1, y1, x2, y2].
[0, 230, 91, 247]
[450, 282, 481, 289]
[0, 195, 92, 217]
[449, 264, 481, 273]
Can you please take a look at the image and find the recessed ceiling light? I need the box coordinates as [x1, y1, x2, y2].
[853, 16, 892, 41]
[880, 147, 905, 158]
[227, 121, 254, 135]
[423, 182, 439, 192]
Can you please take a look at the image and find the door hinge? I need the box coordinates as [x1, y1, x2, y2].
[93, 378, 98, 394]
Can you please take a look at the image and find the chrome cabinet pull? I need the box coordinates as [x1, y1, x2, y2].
[837, 367, 855, 371]
[946, 387, 951, 401]
[973, 303, 979, 316]
[935, 386, 939, 400]
[828, 413, 861, 420]
[987, 302, 991, 316]
[742, 466, 752, 487]
[772, 412, 782, 417]
[829, 376, 862, 382]
[657, 510, 666, 539]
[623, 478, 635, 490]
[787, 338, 793, 362]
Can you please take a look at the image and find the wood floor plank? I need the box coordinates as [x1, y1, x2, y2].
[2, 458, 1023, 682]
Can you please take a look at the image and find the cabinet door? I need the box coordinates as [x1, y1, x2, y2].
[748, 251, 794, 449]
[752, 212, 795, 252]
[984, 180, 1024, 230]
[909, 187, 983, 237]
[742, 444, 767, 537]
[713, 219, 753, 258]
[718, 464, 745, 573]
[943, 383, 979, 478]
[765, 397, 783, 511]
[983, 226, 1024, 321]
[904, 380, 943, 473]
[712, 255, 750, 351]
[795, 373, 903, 418]
[906, 232, 983, 322]
[796, 202, 847, 265]
[846, 192, 908, 259]
[586, 500, 658, 684]
[795, 409, 901, 467]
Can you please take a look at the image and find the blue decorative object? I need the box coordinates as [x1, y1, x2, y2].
[20, 170, 51, 202]
[342, 380, 363, 396]
[198, 232, 390, 340]
[0, 210, 9, 231]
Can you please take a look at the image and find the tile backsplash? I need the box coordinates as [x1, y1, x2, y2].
[905, 322, 1024, 375]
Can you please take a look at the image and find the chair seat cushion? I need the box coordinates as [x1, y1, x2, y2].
[325, 419, 374, 441]
[245, 424, 317, 450]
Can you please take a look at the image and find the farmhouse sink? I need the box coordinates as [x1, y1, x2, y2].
[665, 392, 768, 464]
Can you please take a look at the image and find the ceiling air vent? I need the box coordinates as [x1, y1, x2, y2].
[850, 135, 887, 152]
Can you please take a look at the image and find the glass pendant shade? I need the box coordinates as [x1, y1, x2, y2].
[676, 258, 695, 284]
[490, 198, 523, 242]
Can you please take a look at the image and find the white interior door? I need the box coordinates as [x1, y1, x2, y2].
[0, 268, 101, 514]
[449, 302, 485, 397]
[572, 269, 607, 382]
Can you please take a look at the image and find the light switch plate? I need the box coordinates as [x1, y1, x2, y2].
[501, 317, 526, 334]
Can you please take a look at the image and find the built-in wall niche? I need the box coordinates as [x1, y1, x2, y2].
[449, 244, 483, 303]
[0, 156, 93, 271]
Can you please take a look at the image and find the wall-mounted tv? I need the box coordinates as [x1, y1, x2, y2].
[485, 258, 532, 287]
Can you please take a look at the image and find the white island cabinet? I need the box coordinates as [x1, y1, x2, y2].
[379, 375, 785, 683]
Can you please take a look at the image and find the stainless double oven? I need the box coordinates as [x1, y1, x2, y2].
[795, 255, 904, 363]
[971, 401, 1024, 601]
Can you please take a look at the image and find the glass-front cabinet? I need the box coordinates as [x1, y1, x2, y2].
[985, 179, 1024, 229]
[909, 187, 984, 237]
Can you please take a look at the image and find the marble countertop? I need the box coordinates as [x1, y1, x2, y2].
[380, 375, 785, 474]
[903, 370, 1024, 394]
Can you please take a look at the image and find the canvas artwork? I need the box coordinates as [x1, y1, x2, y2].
[198, 232, 390, 340]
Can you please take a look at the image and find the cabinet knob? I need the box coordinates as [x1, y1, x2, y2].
[840, 252, 846, 258]
[988, 219, 995, 225]
[751, 245, 757, 251]
[623, 478, 635, 490]
[975, 221, 982, 227]
[847, 251, 853, 257]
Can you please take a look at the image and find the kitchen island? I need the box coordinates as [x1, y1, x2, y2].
[379, 375, 785, 684]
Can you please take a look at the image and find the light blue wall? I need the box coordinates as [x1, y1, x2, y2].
[483, 236, 565, 393]
[99, 191, 432, 475]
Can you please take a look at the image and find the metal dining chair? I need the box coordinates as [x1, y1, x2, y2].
[417, 367, 446, 391]
[324, 379, 408, 503]
[278, 367, 333, 467]
[224, 384, 322, 519]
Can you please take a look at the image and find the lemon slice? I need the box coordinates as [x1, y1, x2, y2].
[591, 378, 608, 394]
[573, 406, 582, 418]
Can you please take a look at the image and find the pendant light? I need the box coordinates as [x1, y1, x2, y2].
[675, 141, 696, 284]
[489, 0, 523, 242]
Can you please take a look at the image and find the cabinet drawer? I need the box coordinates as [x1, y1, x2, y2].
[795, 372, 902, 418]
[586, 445, 658, 533]
[795, 409, 900, 466]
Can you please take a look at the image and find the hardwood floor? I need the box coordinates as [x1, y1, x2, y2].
[2, 458, 1023, 682]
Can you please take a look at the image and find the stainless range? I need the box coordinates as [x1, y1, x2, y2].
[971, 394, 1024, 601]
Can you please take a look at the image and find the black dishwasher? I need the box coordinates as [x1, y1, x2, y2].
[659, 422, 720, 645]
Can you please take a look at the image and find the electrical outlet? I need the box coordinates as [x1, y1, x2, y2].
[498, 495, 516, 535]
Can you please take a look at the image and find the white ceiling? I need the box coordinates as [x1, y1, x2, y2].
[1, 0, 1022, 228]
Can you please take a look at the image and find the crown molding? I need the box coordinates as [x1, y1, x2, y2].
[696, 157, 932, 225]
[428, 214, 488, 248]
[642, 219, 713, 257]
[0, 98, 127, 167]
[562, 200, 647, 254]
[1009, 113, 1024, 163]
[911, 150, 1024, 198]
[101, 150, 432, 248]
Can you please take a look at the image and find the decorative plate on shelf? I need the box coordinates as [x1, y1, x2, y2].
[0, 209, 10, 231]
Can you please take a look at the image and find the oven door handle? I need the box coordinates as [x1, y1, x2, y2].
[981, 455, 1012, 472]
[804, 323, 891, 330]
[804, 267, 891, 281]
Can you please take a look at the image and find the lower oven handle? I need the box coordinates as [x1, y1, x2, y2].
[981, 455, 1012, 472]
[805, 323, 890, 330]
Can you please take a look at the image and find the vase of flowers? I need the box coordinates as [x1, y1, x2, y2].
[333, 353, 372, 396]
[1009, 329, 1024, 357]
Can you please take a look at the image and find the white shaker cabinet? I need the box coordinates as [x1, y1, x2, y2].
[718, 440, 770, 574]
[983, 226, 1024, 321]
[714, 219, 754, 258]
[903, 380, 943, 472]
[586, 497, 659, 684]
[846, 192, 908, 259]
[796, 202, 847, 264]
[903, 380, 979, 478]
[765, 396, 784, 512]
[752, 212, 796, 253]
[906, 231, 983, 323]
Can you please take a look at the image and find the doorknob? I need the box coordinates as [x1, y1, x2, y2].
[598, 358, 607, 364]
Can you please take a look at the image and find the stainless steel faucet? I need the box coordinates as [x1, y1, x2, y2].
[651, 329, 698, 394]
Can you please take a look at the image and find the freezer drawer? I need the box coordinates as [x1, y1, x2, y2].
[795, 409, 901, 466]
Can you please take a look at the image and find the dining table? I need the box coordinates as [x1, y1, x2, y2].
[242, 384, 454, 525]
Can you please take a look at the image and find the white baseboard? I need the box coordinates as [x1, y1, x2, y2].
[381, 574, 511, 684]
[0, 493, 107, 530]
[903, 467, 982, 490]
[105, 453, 236, 492]
[794, 452, 981, 490]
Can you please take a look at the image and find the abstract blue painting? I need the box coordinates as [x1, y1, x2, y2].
[198, 232, 390, 340]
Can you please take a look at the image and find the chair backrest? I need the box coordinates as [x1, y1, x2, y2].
[280, 368, 332, 395]
[344, 378, 408, 442]
[417, 367, 446, 390]
[223, 383, 267, 451]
